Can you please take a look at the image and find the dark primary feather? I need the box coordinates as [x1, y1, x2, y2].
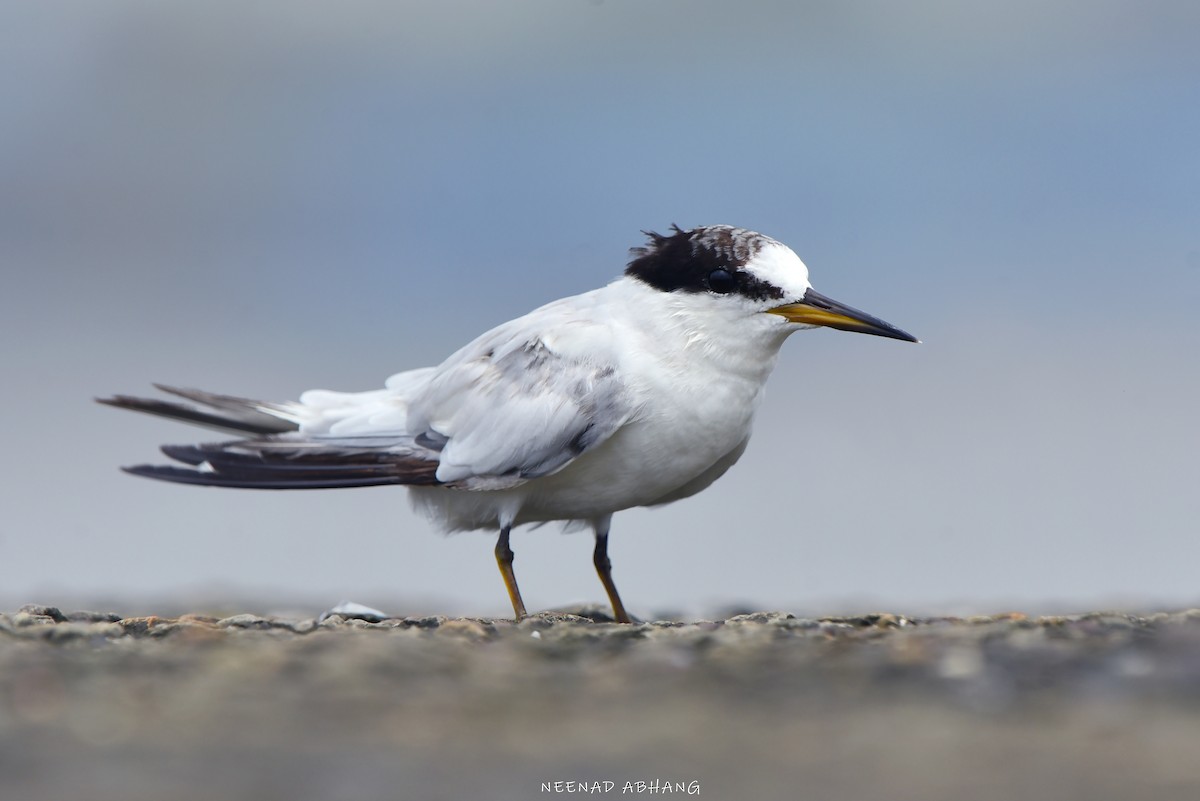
[96, 384, 298, 437]
[124, 435, 443, 490]
[98, 385, 444, 490]
[121, 464, 411, 490]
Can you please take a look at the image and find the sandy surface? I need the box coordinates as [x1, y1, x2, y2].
[3, 604, 1200, 801]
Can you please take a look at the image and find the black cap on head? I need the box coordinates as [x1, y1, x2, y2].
[625, 225, 785, 301]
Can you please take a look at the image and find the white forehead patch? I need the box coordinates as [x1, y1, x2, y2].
[743, 241, 812, 300]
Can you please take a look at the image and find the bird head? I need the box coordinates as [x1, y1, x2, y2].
[625, 224, 917, 343]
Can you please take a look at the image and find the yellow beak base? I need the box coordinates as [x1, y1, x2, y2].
[768, 289, 917, 342]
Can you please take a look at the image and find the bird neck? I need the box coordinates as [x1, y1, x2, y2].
[609, 277, 789, 386]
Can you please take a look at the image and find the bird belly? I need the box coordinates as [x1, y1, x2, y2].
[521, 415, 751, 518]
[409, 384, 760, 531]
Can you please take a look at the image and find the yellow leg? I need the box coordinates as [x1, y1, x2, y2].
[494, 526, 528, 622]
[593, 533, 632, 624]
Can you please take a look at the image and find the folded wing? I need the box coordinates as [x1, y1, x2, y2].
[101, 305, 633, 491]
[408, 321, 632, 486]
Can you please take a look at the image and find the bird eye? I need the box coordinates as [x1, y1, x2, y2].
[706, 269, 737, 294]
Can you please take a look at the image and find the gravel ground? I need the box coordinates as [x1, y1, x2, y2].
[3, 604, 1200, 801]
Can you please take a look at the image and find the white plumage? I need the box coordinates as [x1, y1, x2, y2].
[101, 225, 916, 622]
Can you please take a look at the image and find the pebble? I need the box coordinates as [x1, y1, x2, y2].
[2, 606, 1199, 700]
[3, 605, 1198, 801]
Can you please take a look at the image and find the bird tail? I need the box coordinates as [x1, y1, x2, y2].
[98, 385, 442, 490]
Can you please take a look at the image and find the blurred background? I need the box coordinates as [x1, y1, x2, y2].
[2, 0, 1197, 617]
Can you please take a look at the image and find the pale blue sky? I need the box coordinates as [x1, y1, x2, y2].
[2, 1, 1198, 616]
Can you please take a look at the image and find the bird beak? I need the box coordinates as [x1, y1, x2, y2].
[767, 288, 918, 342]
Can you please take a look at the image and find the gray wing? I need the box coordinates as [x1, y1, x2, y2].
[407, 319, 633, 489]
[102, 298, 633, 492]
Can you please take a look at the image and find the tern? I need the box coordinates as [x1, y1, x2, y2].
[100, 225, 916, 623]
